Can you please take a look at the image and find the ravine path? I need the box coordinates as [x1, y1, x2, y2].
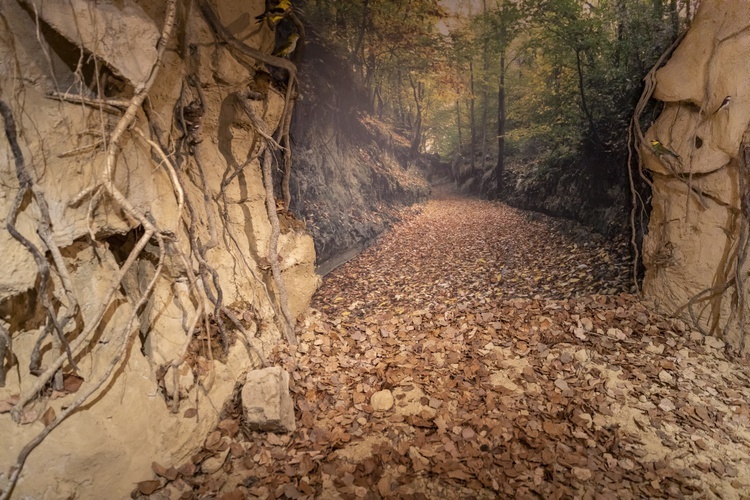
[137, 187, 750, 499]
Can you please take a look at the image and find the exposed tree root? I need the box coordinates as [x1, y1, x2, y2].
[0, 1, 178, 497]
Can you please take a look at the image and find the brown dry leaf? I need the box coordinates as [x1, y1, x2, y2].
[219, 490, 245, 500]
[137, 479, 162, 495]
[266, 433, 284, 446]
[218, 418, 239, 437]
[40, 407, 56, 427]
[178, 462, 196, 477]
[0, 395, 19, 414]
[461, 427, 476, 439]
[63, 373, 84, 393]
[377, 476, 393, 496]
[543, 421, 565, 436]
[205, 430, 222, 450]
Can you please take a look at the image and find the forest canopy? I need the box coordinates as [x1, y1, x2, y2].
[302, 0, 693, 196]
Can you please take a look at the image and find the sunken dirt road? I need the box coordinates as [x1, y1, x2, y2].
[138, 188, 750, 500]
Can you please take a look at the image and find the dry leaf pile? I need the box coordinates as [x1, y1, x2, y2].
[136, 191, 750, 499]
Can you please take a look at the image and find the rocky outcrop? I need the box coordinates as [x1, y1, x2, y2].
[290, 38, 430, 274]
[0, 0, 318, 497]
[642, 0, 750, 354]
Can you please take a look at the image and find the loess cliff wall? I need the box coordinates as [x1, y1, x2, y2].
[0, 0, 320, 497]
[641, 0, 750, 355]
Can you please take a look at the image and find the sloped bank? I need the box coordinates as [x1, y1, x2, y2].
[451, 152, 629, 237]
[290, 37, 430, 274]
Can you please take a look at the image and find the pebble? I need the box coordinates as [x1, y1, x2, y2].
[704, 336, 725, 349]
[574, 349, 589, 363]
[371, 390, 394, 411]
[201, 449, 229, 475]
[659, 398, 675, 412]
[658, 370, 674, 384]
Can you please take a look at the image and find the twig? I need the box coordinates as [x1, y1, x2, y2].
[46, 91, 126, 114]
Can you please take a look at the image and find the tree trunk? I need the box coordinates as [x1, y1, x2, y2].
[480, 0, 489, 175]
[409, 74, 422, 156]
[455, 99, 463, 151]
[351, 0, 370, 72]
[495, 49, 506, 195]
[469, 60, 476, 176]
[669, 0, 679, 39]
[575, 49, 601, 146]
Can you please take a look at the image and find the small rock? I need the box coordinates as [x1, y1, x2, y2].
[704, 336, 725, 350]
[646, 343, 665, 355]
[658, 370, 674, 384]
[560, 351, 574, 364]
[201, 448, 229, 475]
[554, 378, 569, 391]
[572, 467, 592, 481]
[717, 361, 730, 374]
[659, 398, 675, 412]
[370, 390, 394, 411]
[607, 328, 626, 340]
[574, 349, 589, 363]
[689, 331, 703, 342]
[242, 366, 296, 433]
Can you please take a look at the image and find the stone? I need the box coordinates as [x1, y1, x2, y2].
[574, 349, 589, 363]
[242, 366, 296, 433]
[659, 398, 675, 412]
[704, 336, 725, 350]
[201, 449, 229, 475]
[370, 390, 394, 412]
[658, 370, 674, 384]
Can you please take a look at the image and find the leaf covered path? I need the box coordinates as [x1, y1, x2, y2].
[142, 189, 750, 499]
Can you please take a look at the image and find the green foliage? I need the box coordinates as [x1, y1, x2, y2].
[303, 0, 688, 174]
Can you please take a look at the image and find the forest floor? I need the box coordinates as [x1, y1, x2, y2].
[140, 186, 750, 500]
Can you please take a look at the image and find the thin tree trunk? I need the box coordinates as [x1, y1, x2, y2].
[495, 49, 506, 195]
[480, 0, 489, 175]
[456, 99, 463, 151]
[409, 74, 422, 156]
[575, 49, 601, 146]
[351, 0, 370, 72]
[669, 0, 679, 38]
[469, 60, 476, 176]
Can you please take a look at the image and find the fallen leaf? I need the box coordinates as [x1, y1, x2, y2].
[137, 480, 161, 495]
[63, 373, 84, 393]
[41, 407, 56, 427]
